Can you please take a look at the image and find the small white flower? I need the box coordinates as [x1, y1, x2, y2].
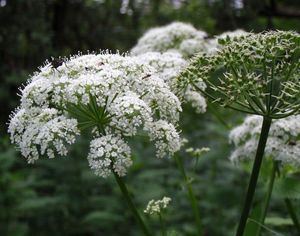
[144, 196, 172, 215]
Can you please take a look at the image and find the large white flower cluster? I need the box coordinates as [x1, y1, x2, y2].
[135, 51, 207, 113]
[229, 115, 300, 166]
[131, 22, 207, 58]
[8, 53, 182, 177]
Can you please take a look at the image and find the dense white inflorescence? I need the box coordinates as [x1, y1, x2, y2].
[146, 120, 181, 158]
[144, 196, 172, 215]
[131, 22, 207, 58]
[136, 51, 207, 113]
[8, 52, 182, 177]
[229, 115, 300, 166]
[88, 135, 132, 177]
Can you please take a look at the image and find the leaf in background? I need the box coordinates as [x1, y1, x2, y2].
[274, 177, 300, 199]
[265, 217, 293, 226]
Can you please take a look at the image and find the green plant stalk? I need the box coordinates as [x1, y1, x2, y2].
[159, 213, 167, 236]
[256, 161, 277, 236]
[285, 198, 300, 235]
[174, 154, 203, 236]
[207, 104, 231, 129]
[235, 116, 272, 236]
[113, 171, 152, 236]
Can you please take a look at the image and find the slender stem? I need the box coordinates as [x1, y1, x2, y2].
[159, 213, 167, 236]
[113, 172, 152, 236]
[256, 161, 277, 236]
[207, 104, 231, 129]
[174, 154, 203, 236]
[285, 198, 300, 235]
[235, 116, 272, 236]
[275, 160, 300, 234]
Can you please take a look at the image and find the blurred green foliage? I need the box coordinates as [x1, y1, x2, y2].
[1, 0, 300, 235]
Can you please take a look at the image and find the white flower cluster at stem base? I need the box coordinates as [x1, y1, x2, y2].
[229, 115, 300, 167]
[88, 135, 132, 178]
[144, 196, 172, 215]
[8, 52, 182, 178]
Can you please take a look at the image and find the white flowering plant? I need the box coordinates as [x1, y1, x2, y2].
[7, 52, 185, 236]
[8, 53, 182, 178]
[179, 31, 300, 236]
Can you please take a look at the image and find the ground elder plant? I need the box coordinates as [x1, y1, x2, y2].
[8, 52, 183, 236]
[131, 22, 208, 58]
[179, 31, 300, 236]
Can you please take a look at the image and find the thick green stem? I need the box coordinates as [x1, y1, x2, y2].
[174, 154, 203, 236]
[113, 172, 152, 236]
[285, 198, 300, 235]
[256, 161, 277, 236]
[235, 116, 272, 236]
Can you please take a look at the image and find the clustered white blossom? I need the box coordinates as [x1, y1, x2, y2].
[135, 51, 207, 113]
[144, 196, 172, 215]
[8, 52, 182, 177]
[229, 115, 300, 166]
[131, 22, 207, 58]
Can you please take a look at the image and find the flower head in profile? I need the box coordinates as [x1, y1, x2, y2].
[229, 115, 300, 167]
[131, 22, 207, 58]
[136, 51, 207, 113]
[144, 196, 172, 215]
[180, 31, 300, 119]
[8, 52, 182, 177]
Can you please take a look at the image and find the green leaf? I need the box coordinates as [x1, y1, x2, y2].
[274, 176, 300, 199]
[265, 217, 293, 226]
[82, 211, 122, 224]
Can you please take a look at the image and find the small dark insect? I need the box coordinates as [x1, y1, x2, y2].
[49, 56, 65, 69]
[289, 141, 296, 146]
[142, 74, 151, 79]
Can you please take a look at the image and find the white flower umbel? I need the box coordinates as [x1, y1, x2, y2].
[88, 135, 132, 178]
[144, 196, 172, 215]
[146, 120, 181, 158]
[8, 107, 79, 163]
[136, 52, 207, 113]
[8, 52, 182, 177]
[229, 115, 300, 167]
[131, 22, 207, 58]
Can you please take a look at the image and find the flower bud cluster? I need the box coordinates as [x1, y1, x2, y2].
[180, 31, 300, 118]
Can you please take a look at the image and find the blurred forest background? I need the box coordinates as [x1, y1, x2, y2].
[1, 0, 300, 235]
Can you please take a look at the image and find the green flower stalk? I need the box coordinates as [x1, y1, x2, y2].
[179, 31, 300, 236]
